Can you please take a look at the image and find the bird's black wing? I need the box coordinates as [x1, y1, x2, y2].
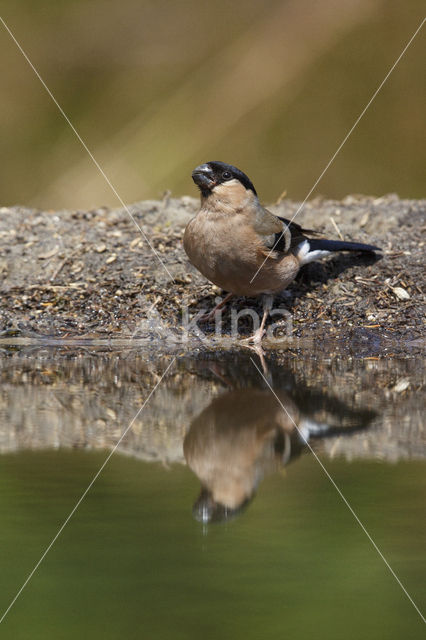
[273, 216, 316, 252]
[276, 216, 380, 253]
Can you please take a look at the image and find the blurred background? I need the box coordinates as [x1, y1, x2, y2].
[1, 0, 425, 210]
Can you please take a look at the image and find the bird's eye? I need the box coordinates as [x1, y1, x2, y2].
[222, 171, 232, 180]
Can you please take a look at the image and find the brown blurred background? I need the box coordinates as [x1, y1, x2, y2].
[1, 0, 425, 209]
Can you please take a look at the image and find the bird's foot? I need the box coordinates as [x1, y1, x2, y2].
[250, 327, 266, 345]
[240, 327, 265, 346]
[240, 294, 273, 345]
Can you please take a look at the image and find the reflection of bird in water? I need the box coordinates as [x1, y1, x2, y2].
[183, 374, 375, 524]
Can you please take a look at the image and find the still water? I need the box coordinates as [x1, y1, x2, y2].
[0, 346, 424, 638]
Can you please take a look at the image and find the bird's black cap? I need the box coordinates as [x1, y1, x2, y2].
[192, 161, 257, 196]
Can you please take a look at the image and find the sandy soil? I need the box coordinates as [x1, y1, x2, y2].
[0, 194, 424, 354]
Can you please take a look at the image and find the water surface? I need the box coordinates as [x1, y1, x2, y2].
[0, 347, 424, 638]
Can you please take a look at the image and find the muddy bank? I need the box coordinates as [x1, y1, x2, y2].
[0, 194, 424, 353]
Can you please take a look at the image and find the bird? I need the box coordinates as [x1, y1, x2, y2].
[183, 161, 381, 343]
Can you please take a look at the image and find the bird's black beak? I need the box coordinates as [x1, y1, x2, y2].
[192, 164, 216, 193]
[192, 487, 216, 523]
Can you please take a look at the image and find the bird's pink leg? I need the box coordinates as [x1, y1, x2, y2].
[198, 292, 234, 323]
[244, 294, 274, 345]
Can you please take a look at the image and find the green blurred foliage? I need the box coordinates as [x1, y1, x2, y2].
[0, 0, 425, 208]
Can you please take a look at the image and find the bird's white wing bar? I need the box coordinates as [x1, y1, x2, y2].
[296, 240, 331, 265]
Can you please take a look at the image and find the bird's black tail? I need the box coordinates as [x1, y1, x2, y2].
[308, 238, 380, 253]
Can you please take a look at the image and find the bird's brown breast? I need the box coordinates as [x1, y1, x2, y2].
[183, 209, 300, 296]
